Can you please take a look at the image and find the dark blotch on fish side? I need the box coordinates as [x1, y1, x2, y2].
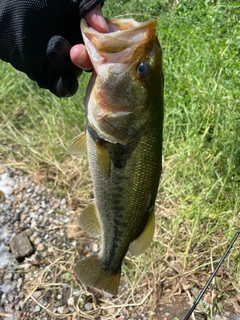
[87, 123, 140, 169]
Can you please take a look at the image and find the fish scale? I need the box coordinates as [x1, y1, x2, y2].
[68, 17, 164, 295]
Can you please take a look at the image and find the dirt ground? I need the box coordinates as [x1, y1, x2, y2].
[154, 294, 237, 320]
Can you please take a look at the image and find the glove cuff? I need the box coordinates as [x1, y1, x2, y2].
[79, 0, 104, 18]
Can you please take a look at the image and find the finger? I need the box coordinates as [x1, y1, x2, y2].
[51, 75, 79, 97]
[85, 3, 109, 33]
[47, 36, 81, 76]
[70, 44, 93, 70]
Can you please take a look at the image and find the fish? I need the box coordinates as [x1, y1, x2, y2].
[67, 17, 164, 295]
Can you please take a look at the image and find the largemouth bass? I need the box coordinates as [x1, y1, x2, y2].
[67, 18, 164, 295]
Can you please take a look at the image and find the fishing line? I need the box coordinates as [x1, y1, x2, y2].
[184, 228, 240, 320]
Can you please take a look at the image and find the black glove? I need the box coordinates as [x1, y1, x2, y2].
[0, 0, 103, 97]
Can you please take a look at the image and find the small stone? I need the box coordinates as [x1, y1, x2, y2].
[33, 305, 41, 312]
[33, 237, 42, 245]
[63, 307, 69, 313]
[9, 233, 34, 260]
[232, 317, 240, 320]
[3, 272, 13, 281]
[8, 295, 14, 302]
[34, 204, 40, 210]
[72, 290, 81, 296]
[17, 301, 25, 310]
[57, 306, 65, 314]
[24, 228, 34, 237]
[60, 198, 66, 206]
[93, 243, 98, 252]
[4, 303, 14, 313]
[32, 291, 42, 299]
[84, 302, 93, 311]
[17, 278, 23, 289]
[18, 292, 25, 299]
[67, 297, 74, 306]
[41, 202, 48, 209]
[36, 243, 44, 251]
[54, 301, 61, 308]
[57, 294, 62, 300]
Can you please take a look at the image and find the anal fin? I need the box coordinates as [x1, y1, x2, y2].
[78, 202, 101, 237]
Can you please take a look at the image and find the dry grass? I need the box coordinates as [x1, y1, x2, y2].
[17, 163, 239, 319]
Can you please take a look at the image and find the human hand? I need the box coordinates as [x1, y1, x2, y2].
[0, 0, 106, 97]
[70, 4, 108, 70]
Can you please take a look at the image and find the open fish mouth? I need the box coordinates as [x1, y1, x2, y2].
[81, 18, 157, 64]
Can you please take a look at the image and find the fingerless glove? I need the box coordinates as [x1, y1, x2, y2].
[0, 0, 103, 97]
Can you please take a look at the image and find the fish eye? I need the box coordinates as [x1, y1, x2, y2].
[136, 62, 149, 78]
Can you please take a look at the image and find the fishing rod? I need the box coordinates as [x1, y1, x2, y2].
[184, 228, 240, 320]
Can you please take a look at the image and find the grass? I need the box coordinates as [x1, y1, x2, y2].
[0, 0, 239, 318]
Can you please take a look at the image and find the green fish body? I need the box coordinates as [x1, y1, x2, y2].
[68, 18, 164, 295]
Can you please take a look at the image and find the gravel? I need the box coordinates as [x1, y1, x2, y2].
[0, 166, 150, 320]
[0, 166, 80, 319]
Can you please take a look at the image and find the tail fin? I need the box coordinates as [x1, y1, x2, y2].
[74, 255, 121, 296]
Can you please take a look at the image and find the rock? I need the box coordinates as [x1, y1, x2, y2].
[33, 236, 42, 246]
[67, 297, 74, 306]
[232, 316, 240, 320]
[3, 272, 13, 281]
[9, 233, 34, 260]
[36, 243, 44, 251]
[57, 306, 65, 314]
[18, 292, 25, 299]
[32, 291, 42, 300]
[84, 302, 93, 311]
[33, 305, 41, 312]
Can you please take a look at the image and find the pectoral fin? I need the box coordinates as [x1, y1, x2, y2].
[96, 144, 111, 179]
[78, 202, 101, 237]
[128, 209, 155, 257]
[67, 131, 87, 156]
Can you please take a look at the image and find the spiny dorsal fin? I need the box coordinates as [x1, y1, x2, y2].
[67, 131, 87, 156]
[78, 202, 101, 237]
[128, 209, 155, 257]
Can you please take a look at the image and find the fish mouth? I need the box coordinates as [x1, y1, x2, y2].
[81, 18, 157, 65]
